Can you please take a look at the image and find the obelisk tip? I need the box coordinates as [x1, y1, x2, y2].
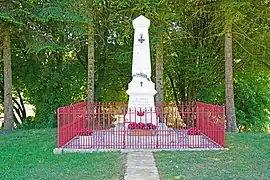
[132, 15, 150, 28]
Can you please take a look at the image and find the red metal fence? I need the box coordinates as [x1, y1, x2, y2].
[57, 102, 225, 149]
[58, 102, 86, 147]
[196, 102, 225, 147]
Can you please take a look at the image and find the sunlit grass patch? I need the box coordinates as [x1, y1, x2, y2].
[155, 133, 270, 180]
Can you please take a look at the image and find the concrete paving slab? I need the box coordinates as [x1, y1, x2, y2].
[124, 152, 160, 180]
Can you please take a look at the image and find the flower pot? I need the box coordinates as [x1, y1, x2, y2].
[130, 129, 155, 136]
[188, 135, 202, 148]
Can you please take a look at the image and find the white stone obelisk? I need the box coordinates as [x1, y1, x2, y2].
[125, 15, 158, 126]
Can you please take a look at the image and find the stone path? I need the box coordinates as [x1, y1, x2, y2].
[124, 151, 160, 180]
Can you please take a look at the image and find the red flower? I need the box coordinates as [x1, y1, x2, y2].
[137, 122, 145, 129]
[187, 128, 201, 135]
[147, 123, 157, 129]
[128, 122, 138, 129]
[127, 122, 157, 130]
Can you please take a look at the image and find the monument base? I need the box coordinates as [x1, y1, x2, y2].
[126, 77, 158, 126]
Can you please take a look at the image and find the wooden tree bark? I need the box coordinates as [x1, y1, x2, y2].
[225, 29, 237, 132]
[155, 37, 164, 103]
[155, 36, 164, 122]
[87, 22, 95, 104]
[87, 21, 95, 129]
[3, 24, 13, 130]
[86, 0, 95, 128]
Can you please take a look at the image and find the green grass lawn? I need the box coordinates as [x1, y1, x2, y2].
[0, 129, 124, 180]
[155, 133, 270, 180]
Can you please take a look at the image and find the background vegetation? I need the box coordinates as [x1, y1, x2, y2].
[0, 0, 269, 132]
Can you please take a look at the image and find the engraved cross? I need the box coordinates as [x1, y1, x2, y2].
[138, 34, 145, 43]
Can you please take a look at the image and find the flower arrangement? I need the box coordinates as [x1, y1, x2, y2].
[128, 122, 157, 130]
[79, 128, 93, 136]
[187, 128, 201, 135]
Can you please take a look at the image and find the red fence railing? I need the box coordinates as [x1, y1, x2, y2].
[57, 102, 225, 149]
[58, 103, 86, 147]
[196, 102, 226, 147]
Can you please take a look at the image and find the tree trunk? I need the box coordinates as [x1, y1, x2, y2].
[155, 36, 164, 122]
[3, 24, 13, 130]
[87, 22, 95, 104]
[87, 18, 95, 129]
[225, 30, 237, 132]
[86, 0, 95, 129]
[155, 36, 164, 103]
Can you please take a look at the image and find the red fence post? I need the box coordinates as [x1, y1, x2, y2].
[57, 108, 60, 148]
[196, 102, 200, 130]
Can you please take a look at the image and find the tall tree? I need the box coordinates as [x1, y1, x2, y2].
[3, 24, 13, 130]
[0, 0, 39, 128]
[155, 34, 164, 121]
[87, 0, 95, 104]
[155, 35, 164, 103]
[225, 26, 237, 132]
[222, 1, 245, 132]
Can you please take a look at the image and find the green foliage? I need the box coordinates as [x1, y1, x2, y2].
[16, 116, 36, 129]
[35, 1, 88, 23]
[0, 0, 269, 131]
[162, 0, 270, 132]
[235, 73, 270, 132]
[13, 53, 87, 127]
[197, 83, 225, 105]
[0, 0, 38, 28]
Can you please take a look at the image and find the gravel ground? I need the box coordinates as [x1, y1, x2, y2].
[65, 128, 222, 150]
